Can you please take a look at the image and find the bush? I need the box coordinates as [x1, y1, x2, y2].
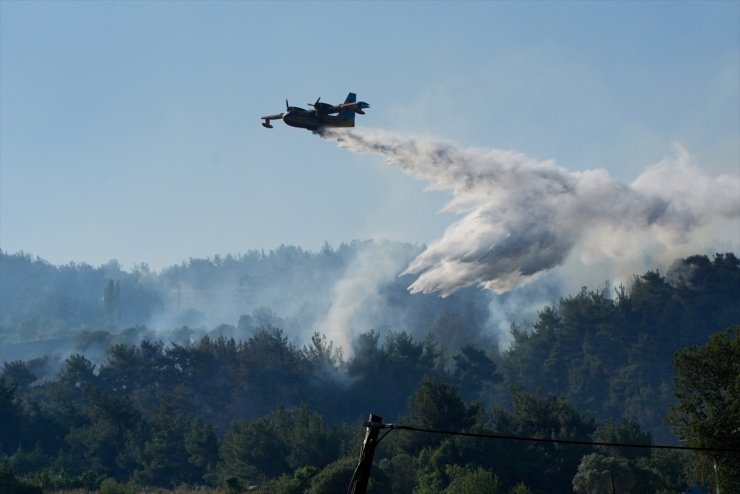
[0, 463, 42, 494]
[99, 478, 137, 494]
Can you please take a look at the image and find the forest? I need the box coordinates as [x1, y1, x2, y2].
[0, 247, 738, 493]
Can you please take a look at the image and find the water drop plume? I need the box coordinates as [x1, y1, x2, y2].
[320, 127, 740, 295]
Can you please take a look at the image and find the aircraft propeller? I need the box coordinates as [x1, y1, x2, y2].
[285, 99, 306, 113]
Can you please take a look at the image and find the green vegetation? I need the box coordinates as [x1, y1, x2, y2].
[0, 251, 738, 492]
[668, 327, 740, 492]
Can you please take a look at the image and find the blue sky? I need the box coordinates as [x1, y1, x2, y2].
[1, 1, 738, 269]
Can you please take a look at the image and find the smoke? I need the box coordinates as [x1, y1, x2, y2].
[139, 242, 435, 355]
[4, 127, 737, 363]
[320, 127, 740, 296]
[320, 241, 413, 353]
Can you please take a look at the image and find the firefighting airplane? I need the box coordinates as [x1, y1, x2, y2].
[261, 92, 370, 131]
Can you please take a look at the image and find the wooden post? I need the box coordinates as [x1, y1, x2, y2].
[347, 413, 383, 494]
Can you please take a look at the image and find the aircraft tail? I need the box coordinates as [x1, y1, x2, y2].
[337, 92, 357, 124]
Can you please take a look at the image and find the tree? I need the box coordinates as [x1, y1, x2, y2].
[1, 361, 37, 393]
[220, 417, 289, 482]
[103, 280, 120, 329]
[184, 417, 219, 483]
[132, 405, 204, 487]
[572, 453, 637, 494]
[594, 418, 652, 461]
[378, 453, 417, 494]
[451, 345, 501, 402]
[219, 407, 341, 484]
[493, 391, 595, 493]
[0, 463, 43, 494]
[444, 465, 501, 494]
[304, 457, 357, 494]
[575, 418, 692, 492]
[63, 390, 143, 479]
[668, 327, 740, 492]
[398, 378, 476, 454]
[0, 378, 23, 455]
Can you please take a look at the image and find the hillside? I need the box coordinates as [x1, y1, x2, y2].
[1, 250, 738, 492]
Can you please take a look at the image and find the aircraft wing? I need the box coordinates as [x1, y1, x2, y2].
[261, 112, 284, 128]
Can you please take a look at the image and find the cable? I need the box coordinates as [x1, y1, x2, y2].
[345, 453, 363, 494]
[375, 424, 740, 453]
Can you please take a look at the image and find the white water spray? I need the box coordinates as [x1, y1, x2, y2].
[321, 127, 740, 296]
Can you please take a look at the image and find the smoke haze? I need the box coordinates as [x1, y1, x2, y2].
[3, 128, 738, 366]
[320, 241, 413, 354]
[320, 128, 740, 296]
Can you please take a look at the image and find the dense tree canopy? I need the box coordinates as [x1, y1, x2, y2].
[0, 251, 737, 492]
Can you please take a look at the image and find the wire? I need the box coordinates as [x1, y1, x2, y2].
[346, 447, 372, 494]
[376, 424, 740, 453]
[345, 454, 363, 494]
[377, 427, 396, 443]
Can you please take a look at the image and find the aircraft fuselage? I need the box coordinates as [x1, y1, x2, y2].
[283, 110, 354, 131]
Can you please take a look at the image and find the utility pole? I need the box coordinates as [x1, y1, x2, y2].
[347, 413, 383, 494]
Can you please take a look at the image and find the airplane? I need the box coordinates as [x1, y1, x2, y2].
[261, 92, 370, 131]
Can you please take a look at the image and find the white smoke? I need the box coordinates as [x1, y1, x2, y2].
[321, 241, 412, 353]
[320, 128, 740, 296]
